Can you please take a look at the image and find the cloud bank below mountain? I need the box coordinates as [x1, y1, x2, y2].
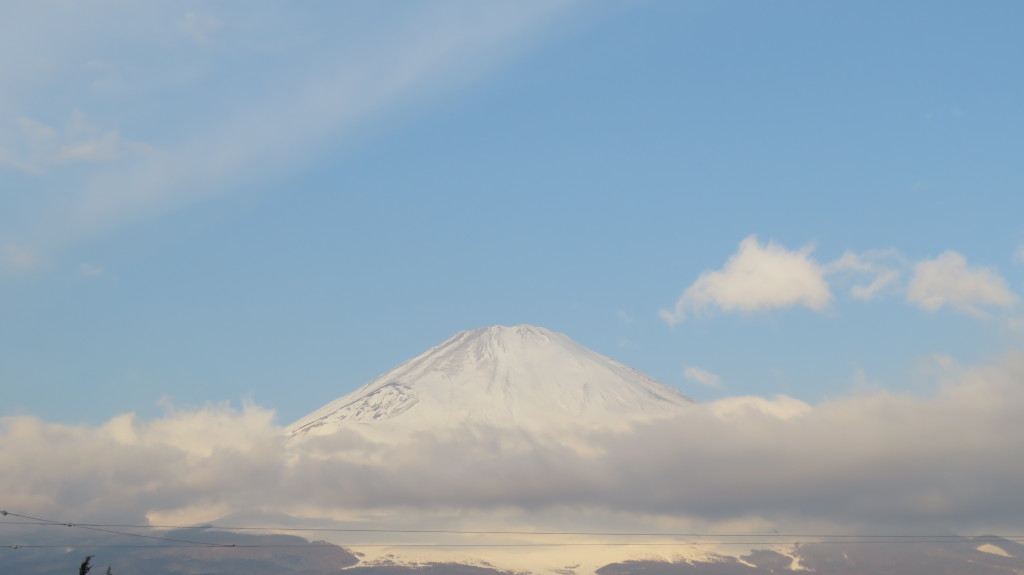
[3, 351, 1024, 535]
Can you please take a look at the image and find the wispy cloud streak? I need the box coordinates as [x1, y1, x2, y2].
[0, 2, 573, 262]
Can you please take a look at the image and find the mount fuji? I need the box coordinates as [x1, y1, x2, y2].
[288, 324, 691, 437]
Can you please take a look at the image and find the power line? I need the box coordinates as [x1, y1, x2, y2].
[2, 514, 1019, 540]
[3, 539, 1019, 550]
[0, 511, 233, 548]
[3, 510, 1021, 549]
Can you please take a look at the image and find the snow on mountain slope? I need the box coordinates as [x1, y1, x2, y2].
[289, 325, 691, 437]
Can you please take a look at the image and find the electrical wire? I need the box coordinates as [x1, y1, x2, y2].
[3, 509, 1020, 549]
[0, 511, 233, 548]
[3, 539, 1018, 550]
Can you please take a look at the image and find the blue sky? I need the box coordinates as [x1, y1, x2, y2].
[2, 0, 1023, 426]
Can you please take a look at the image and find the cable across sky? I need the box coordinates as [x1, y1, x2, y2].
[3, 510, 1021, 550]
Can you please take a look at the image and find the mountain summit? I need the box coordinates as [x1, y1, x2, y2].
[288, 324, 691, 437]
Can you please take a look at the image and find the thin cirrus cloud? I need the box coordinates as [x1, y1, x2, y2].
[659, 235, 832, 325]
[0, 2, 573, 263]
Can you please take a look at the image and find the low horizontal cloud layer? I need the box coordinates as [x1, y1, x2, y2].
[4, 352, 1024, 534]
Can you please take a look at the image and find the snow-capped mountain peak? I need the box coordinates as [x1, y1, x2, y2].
[288, 324, 691, 437]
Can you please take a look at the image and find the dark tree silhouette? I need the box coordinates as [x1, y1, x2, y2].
[78, 556, 112, 575]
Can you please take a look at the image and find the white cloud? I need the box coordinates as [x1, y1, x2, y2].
[0, 147, 38, 172]
[16, 116, 56, 143]
[58, 130, 138, 162]
[706, 394, 810, 420]
[78, 263, 104, 276]
[660, 236, 831, 325]
[180, 12, 223, 45]
[825, 249, 903, 300]
[684, 366, 721, 387]
[907, 251, 1017, 315]
[850, 270, 899, 300]
[0, 111, 149, 172]
[1, 242, 38, 270]
[912, 353, 964, 391]
[5, 353, 1024, 534]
